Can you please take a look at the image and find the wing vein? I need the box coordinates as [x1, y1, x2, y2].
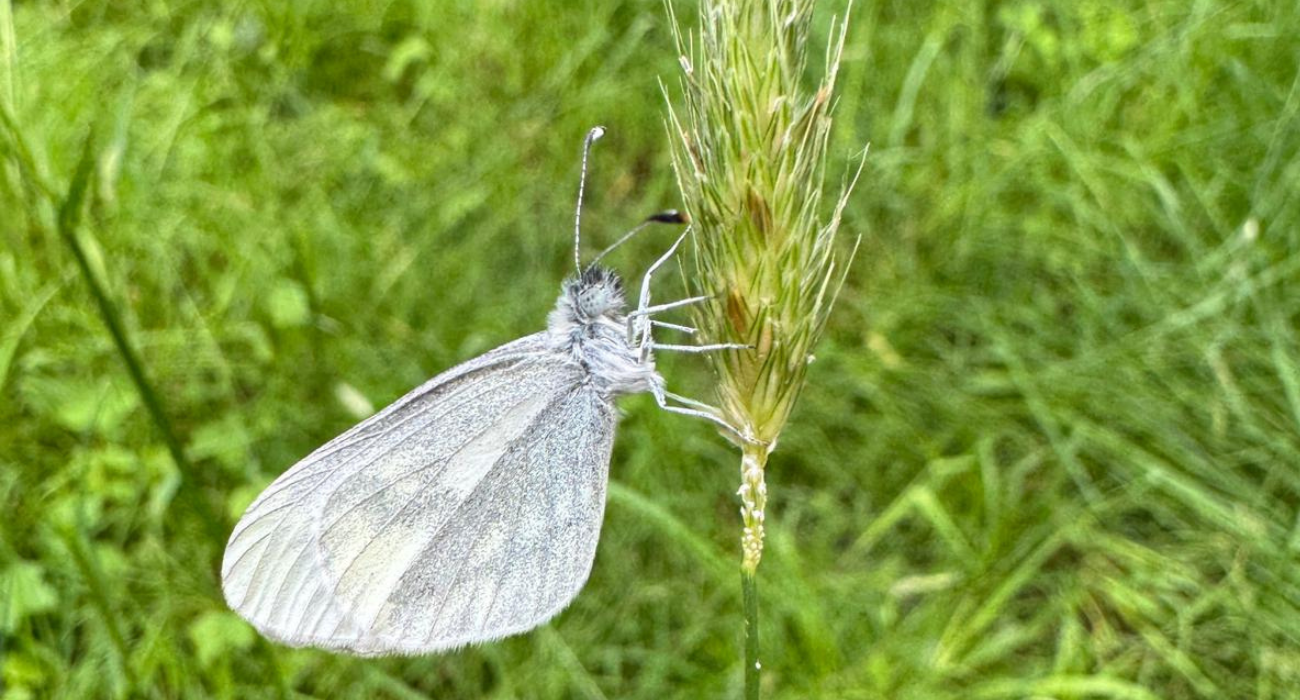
[426, 388, 577, 643]
[229, 529, 278, 609]
[254, 360, 523, 508]
[322, 379, 572, 641]
[226, 372, 518, 640]
[313, 375, 525, 538]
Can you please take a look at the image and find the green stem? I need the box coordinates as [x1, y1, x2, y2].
[56, 133, 222, 542]
[739, 442, 768, 697]
[57, 139, 187, 471]
[743, 568, 760, 700]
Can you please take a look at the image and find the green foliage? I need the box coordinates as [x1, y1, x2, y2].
[2, 0, 1298, 698]
[1, 561, 58, 634]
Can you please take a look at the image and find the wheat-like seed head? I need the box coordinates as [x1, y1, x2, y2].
[665, 0, 857, 448]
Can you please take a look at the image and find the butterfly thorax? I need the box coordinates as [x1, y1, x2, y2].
[547, 265, 662, 398]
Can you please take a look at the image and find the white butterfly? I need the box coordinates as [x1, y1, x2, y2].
[221, 128, 747, 656]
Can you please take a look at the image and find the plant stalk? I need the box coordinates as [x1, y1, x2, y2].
[664, 0, 855, 695]
[740, 442, 768, 697]
[5, 120, 224, 542]
[742, 567, 760, 700]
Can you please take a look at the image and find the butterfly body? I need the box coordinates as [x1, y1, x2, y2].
[222, 266, 662, 655]
[549, 265, 663, 398]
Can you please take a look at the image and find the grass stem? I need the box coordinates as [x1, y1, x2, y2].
[742, 568, 760, 700]
[35, 127, 222, 541]
[739, 442, 768, 697]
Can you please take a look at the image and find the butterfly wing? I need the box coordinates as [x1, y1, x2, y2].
[221, 332, 618, 655]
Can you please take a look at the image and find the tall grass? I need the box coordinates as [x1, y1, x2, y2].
[2, 1, 1298, 698]
[664, 0, 855, 695]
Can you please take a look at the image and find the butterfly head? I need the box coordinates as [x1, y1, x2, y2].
[561, 265, 626, 323]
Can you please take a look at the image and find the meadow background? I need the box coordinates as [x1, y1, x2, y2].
[3, 0, 1299, 698]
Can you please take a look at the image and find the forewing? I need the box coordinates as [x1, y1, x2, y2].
[221, 332, 618, 655]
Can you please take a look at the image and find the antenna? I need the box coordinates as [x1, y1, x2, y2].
[574, 126, 606, 273]
[590, 210, 690, 267]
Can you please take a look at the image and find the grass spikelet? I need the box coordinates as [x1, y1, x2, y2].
[664, 0, 858, 695]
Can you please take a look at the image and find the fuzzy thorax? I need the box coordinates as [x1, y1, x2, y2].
[547, 265, 661, 398]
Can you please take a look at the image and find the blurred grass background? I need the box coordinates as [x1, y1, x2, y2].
[2, 0, 1299, 698]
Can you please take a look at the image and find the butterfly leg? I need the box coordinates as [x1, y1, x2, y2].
[629, 296, 712, 361]
[627, 228, 691, 345]
[627, 295, 709, 346]
[624, 233, 754, 356]
[651, 320, 697, 335]
[626, 227, 762, 445]
[648, 381, 758, 443]
[636, 228, 690, 313]
[633, 296, 712, 316]
[662, 389, 720, 412]
[653, 342, 752, 353]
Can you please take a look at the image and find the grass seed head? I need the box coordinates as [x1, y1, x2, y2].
[666, 0, 857, 447]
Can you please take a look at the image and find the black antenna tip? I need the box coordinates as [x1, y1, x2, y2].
[647, 210, 690, 225]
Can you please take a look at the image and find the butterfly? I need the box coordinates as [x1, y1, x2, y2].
[221, 128, 748, 655]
